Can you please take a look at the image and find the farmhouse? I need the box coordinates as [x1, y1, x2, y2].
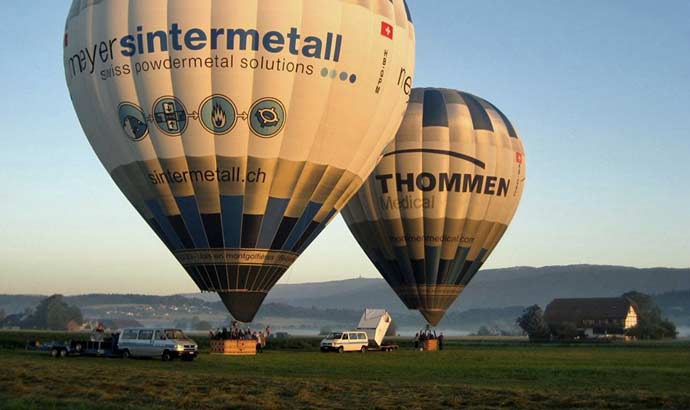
[544, 297, 638, 339]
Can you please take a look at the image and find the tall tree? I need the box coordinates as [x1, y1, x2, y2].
[624, 291, 677, 340]
[516, 305, 550, 341]
[23, 295, 83, 331]
[624, 291, 662, 321]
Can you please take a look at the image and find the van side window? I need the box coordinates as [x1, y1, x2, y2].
[122, 330, 138, 340]
[342, 333, 349, 340]
[154, 330, 166, 340]
[359, 333, 367, 340]
[138, 330, 154, 340]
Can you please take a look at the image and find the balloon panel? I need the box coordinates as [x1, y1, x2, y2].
[65, 0, 415, 321]
[342, 88, 526, 325]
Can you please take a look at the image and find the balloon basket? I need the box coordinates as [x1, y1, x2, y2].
[422, 339, 439, 352]
[210, 340, 257, 356]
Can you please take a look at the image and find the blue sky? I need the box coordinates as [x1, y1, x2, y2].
[0, 0, 688, 295]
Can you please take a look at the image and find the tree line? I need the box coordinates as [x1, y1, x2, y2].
[0, 295, 83, 331]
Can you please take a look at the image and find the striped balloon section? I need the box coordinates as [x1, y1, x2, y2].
[342, 88, 526, 325]
[64, 0, 415, 322]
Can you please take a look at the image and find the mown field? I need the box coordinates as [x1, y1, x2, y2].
[0, 331, 689, 410]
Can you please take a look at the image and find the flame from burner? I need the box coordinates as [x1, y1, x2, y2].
[212, 102, 227, 128]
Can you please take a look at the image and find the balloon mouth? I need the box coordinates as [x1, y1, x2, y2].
[419, 309, 447, 327]
[217, 291, 268, 323]
[394, 285, 466, 326]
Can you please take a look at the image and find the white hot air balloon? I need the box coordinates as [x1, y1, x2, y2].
[64, 0, 415, 322]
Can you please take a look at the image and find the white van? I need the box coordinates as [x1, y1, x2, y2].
[118, 328, 198, 361]
[320, 331, 369, 353]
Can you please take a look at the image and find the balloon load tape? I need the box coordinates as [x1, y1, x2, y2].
[174, 249, 298, 269]
[395, 285, 465, 308]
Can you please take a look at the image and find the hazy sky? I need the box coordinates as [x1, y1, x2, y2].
[1, 1, 689, 295]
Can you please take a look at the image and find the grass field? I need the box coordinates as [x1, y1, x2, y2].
[1, 332, 689, 410]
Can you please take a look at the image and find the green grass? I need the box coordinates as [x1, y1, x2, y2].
[1, 332, 689, 409]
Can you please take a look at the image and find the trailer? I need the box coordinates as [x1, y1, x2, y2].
[28, 335, 123, 359]
[357, 309, 399, 352]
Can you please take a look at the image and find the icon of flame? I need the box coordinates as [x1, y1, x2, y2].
[212, 103, 227, 128]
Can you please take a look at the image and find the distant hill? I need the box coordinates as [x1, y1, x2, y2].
[251, 265, 690, 312]
[4, 265, 690, 314]
[2, 265, 688, 332]
[454, 265, 690, 310]
[655, 290, 690, 326]
[0, 294, 215, 313]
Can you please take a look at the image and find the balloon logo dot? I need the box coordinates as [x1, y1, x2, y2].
[118, 102, 148, 141]
[152, 97, 188, 136]
[349, 74, 357, 84]
[330, 69, 338, 79]
[339, 72, 348, 81]
[199, 95, 238, 135]
[320, 68, 329, 77]
[248, 97, 287, 139]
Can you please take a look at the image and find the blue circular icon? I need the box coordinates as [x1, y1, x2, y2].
[249, 98, 286, 138]
[117, 102, 148, 141]
[199, 95, 237, 135]
[152, 96, 188, 136]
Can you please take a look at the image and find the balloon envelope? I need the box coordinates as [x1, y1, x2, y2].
[64, 0, 415, 322]
[342, 88, 526, 325]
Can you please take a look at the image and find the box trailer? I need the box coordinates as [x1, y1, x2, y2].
[357, 309, 398, 352]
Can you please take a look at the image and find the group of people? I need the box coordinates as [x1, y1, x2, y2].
[413, 327, 444, 350]
[209, 322, 272, 350]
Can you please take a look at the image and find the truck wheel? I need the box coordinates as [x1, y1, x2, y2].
[51, 348, 60, 358]
[161, 351, 173, 362]
[360, 346, 367, 353]
[121, 349, 131, 359]
[59, 349, 68, 358]
[337, 346, 344, 354]
[74, 343, 83, 353]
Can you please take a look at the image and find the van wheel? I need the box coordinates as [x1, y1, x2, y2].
[360, 346, 367, 353]
[337, 346, 344, 354]
[161, 351, 173, 362]
[121, 349, 131, 359]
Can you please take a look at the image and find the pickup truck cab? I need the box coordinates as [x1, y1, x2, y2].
[118, 328, 198, 361]
[320, 331, 369, 353]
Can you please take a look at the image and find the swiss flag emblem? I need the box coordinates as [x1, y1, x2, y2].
[381, 22, 394, 39]
[516, 152, 523, 164]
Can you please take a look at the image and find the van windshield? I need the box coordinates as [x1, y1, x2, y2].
[165, 329, 186, 340]
[326, 333, 342, 340]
